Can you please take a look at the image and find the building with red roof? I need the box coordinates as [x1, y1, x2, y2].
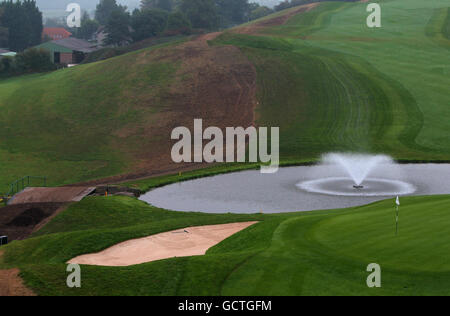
[42, 28, 72, 41]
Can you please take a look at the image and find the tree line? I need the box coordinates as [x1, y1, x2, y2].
[76, 0, 274, 46]
[0, 0, 277, 77]
[0, 0, 43, 51]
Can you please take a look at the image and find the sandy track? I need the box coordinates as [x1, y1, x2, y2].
[0, 269, 35, 296]
[69, 222, 258, 267]
[0, 252, 35, 296]
[234, 3, 319, 35]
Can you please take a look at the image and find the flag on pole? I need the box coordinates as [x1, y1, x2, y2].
[395, 196, 400, 236]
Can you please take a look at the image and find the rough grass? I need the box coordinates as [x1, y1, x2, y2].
[2, 195, 450, 295]
[0, 43, 180, 191]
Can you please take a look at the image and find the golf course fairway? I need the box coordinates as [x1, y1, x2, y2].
[0, 0, 448, 190]
[1, 194, 449, 296]
[0, 0, 449, 297]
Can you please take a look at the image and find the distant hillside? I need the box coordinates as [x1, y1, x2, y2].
[35, 0, 140, 11]
[0, 34, 257, 188]
[36, 0, 280, 11]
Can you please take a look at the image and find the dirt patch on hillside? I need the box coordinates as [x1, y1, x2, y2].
[0, 251, 35, 296]
[71, 32, 257, 187]
[234, 3, 319, 35]
[8, 207, 48, 227]
[0, 203, 66, 241]
[0, 268, 35, 296]
[69, 221, 258, 267]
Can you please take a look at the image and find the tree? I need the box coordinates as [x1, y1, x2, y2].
[0, 7, 8, 48]
[131, 8, 168, 42]
[166, 11, 191, 34]
[76, 12, 100, 40]
[14, 47, 55, 73]
[215, 0, 249, 27]
[95, 0, 127, 25]
[104, 8, 131, 46]
[0, 0, 43, 51]
[23, 0, 42, 47]
[0, 27, 8, 47]
[0, 56, 14, 75]
[141, 0, 173, 12]
[180, 0, 218, 29]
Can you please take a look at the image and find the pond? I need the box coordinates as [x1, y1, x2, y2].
[140, 164, 450, 214]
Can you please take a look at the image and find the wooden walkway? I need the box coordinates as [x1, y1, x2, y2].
[8, 187, 96, 205]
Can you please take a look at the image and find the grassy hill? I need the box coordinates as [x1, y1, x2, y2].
[0, 40, 182, 189]
[217, 0, 450, 161]
[0, 35, 258, 190]
[0, 0, 449, 191]
[1, 0, 450, 296]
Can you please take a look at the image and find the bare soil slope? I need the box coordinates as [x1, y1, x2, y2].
[73, 33, 257, 186]
[0, 203, 66, 240]
[0, 251, 35, 296]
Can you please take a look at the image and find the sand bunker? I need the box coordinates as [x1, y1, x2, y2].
[69, 222, 258, 267]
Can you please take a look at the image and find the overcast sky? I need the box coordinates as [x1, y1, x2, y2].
[34, 0, 282, 11]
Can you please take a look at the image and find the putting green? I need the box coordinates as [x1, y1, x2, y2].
[219, 195, 450, 296]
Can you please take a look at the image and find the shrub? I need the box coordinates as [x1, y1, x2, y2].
[0, 48, 55, 77]
[131, 9, 169, 42]
[0, 56, 15, 76]
[15, 48, 56, 73]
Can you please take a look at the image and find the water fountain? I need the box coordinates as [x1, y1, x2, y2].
[140, 153, 450, 213]
[297, 153, 416, 197]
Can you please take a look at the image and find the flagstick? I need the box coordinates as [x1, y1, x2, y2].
[395, 204, 399, 236]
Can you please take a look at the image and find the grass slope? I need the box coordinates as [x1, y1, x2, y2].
[288, 0, 450, 152]
[0, 39, 183, 190]
[2, 194, 450, 295]
[1, 0, 450, 296]
[0, 0, 448, 191]
[216, 0, 450, 161]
